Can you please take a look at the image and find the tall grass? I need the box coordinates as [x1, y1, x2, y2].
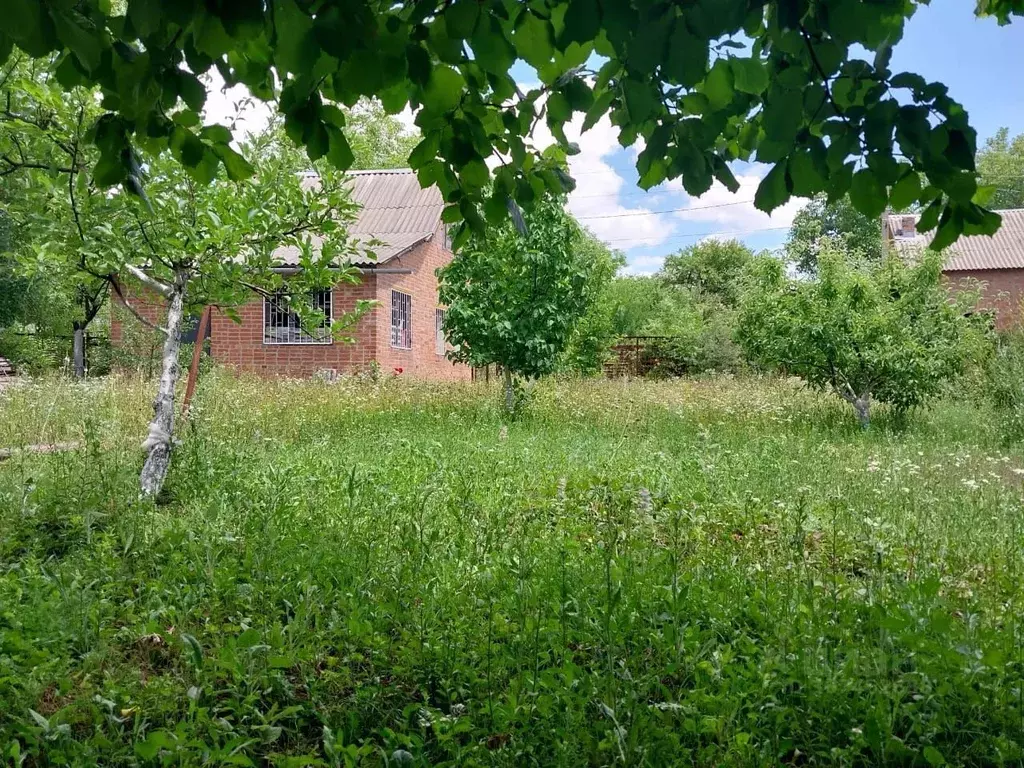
[1, 373, 1022, 766]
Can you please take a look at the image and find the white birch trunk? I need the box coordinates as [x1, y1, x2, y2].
[71, 323, 86, 379]
[139, 274, 186, 497]
[503, 366, 514, 416]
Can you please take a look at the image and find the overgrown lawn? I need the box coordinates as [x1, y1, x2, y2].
[1, 374, 1022, 766]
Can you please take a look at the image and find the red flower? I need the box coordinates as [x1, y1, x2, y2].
[393, 367, 403, 375]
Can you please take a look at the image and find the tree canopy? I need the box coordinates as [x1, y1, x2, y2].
[660, 238, 754, 307]
[2, 0, 1019, 250]
[977, 127, 1024, 210]
[439, 194, 596, 408]
[785, 194, 885, 274]
[737, 240, 987, 426]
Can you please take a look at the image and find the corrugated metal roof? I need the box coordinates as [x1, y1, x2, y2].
[887, 209, 1024, 271]
[278, 169, 444, 266]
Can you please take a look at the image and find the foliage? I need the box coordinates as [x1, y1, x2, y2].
[785, 194, 885, 274]
[344, 100, 419, 170]
[604, 276, 742, 375]
[976, 127, 1024, 210]
[0, 55, 115, 373]
[737, 240, 989, 426]
[2, 374, 1024, 765]
[440, 195, 595, 384]
[558, 234, 624, 376]
[984, 329, 1024, 443]
[0, 1, 1014, 250]
[659, 238, 753, 307]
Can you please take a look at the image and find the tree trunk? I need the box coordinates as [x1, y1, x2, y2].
[71, 322, 86, 379]
[139, 278, 186, 497]
[503, 366, 514, 416]
[852, 394, 871, 429]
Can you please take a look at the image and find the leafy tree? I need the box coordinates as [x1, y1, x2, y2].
[660, 238, 753, 307]
[977, 127, 1024, 210]
[737, 239, 987, 427]
[114, 139, 369, 497]
[558, 234, 624, 376]
[2, 0, 1014, 250]
[439, 195, 594, 411]
[345, 100, 419, 170]
[785, 194, 884, 274]
[0, 56, 114, 376]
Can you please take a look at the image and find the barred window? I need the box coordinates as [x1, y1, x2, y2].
[263, 289, 332, 345]
[391, 290, 412, 349]
[435, 308, 447, 356]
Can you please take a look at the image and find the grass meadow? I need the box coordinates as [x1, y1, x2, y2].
[2, 373, 1024, 766]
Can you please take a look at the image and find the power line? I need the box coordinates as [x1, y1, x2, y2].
[574, 198, 756, 220]
[598, 224, 792, 245]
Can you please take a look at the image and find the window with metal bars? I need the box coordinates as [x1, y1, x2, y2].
[391, 290, 412, 349]
[263, 289, 332, 345]
[435, 308, 447, 356]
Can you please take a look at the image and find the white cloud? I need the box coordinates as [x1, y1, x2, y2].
[526, 108, 677, 250]
[673, 171, 805, 237]
[202, 71, 273, 141]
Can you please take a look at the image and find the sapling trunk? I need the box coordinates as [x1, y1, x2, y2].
[503, 366, 514, 416]
[139, 276, 186, 497]
[71, 322, 86, 379]
[852, 395, 871, 429]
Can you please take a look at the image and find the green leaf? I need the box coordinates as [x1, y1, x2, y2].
[922, 746, 947, 767]
[787, 151, 824, 197]
[929, 208, 961, 251]
[444, 2, 479, 40]
[622, 79, 656, 123]
[326, 125, 354, 170]
[849, 168, 887, 218]
[513, 11, 554, 70]
[889, 170, 921, 210]
[665, 22, 708, 87]
[461, 158, 489, 188]
[50, 8, 103, 72]
[423, 65, 465, 113]
[703, 59, 734, 111]
[471, 16, 515, 75]
[730, 57, 768, 95]
[560, 0, 600, 47]
[2, 0, 55, 57]
[272, 0, 318, 75]
[212, 143, 255, 181]
[754, 163, 789, 213]
[127, 0, 162, 38]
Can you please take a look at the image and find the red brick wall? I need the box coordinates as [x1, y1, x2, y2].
[210, 276, 379, 377]
[945, 269, 1024, 330]
[109, 230, 471, 381]
[374, 226, 471, 381]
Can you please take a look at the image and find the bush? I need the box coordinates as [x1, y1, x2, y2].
[985, 329, 1024, 443]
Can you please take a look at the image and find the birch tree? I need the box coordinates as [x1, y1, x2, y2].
[107, 136, 369, 497]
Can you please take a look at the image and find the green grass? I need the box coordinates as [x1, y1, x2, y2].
[2, 373, 1024, 766]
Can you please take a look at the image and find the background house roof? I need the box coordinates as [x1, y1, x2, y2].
[276, 169, 445, 267]
[887, 209, 1024, 271]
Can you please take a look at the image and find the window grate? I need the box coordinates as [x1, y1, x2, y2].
[435, 308, 447, 356]
[391, 290, 412, 349]
[263, 289, 332, 345]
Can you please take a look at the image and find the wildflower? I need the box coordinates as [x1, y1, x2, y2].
[498, 425, 508, 441]
[637, 487, 652, 516]
[961, 479, 979, 490]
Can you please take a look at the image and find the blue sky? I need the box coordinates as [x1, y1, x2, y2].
[510, 0, 1024, 274]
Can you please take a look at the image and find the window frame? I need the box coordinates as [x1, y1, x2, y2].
[435, 307, 447, 356]
[390, 289, 412, 350]
[262, 288, 333, 346]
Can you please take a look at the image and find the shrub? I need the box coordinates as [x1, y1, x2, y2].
[985, 329, 1024, 442]
[737, 239, 989, 427]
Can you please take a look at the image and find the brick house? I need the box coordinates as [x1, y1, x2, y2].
[111, 169, 470, 380]
[885, 209, 1024, 329]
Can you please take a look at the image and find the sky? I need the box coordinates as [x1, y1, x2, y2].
[206, 0, 1024, 275]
